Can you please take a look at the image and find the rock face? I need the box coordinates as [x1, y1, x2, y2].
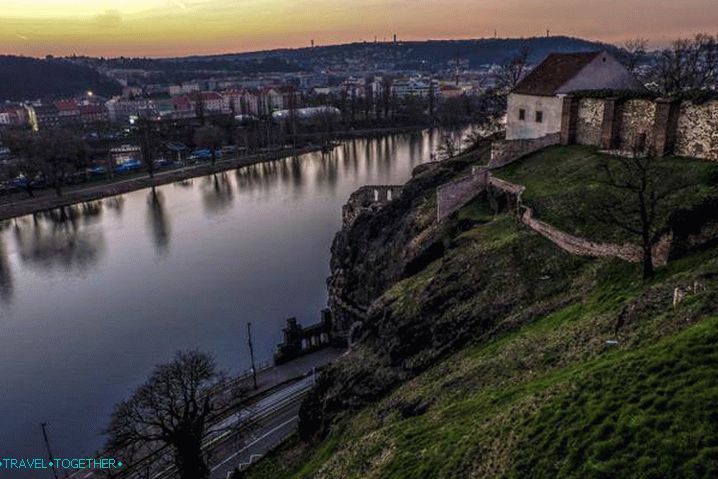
[302, 146, 589, 441]
[327, 157, 471, 344]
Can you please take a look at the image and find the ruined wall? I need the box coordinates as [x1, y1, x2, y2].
[342, 185, 403, 227]
[575, 98, 604, 145]
[675, 101, 718, 160]
[489, 133, 561, 168]
[436, 168, 489, 220]
[619, 99, 656, 151]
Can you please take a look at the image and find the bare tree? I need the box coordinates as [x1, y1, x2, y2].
[105, 351, 243, 479]
[437, 133, 460, 160]
[34, 128, 88, 196]
[655, 33, 718, 93]
[498, 45, 531, 91]
[621, 38, 649, 73]
[194, 125, 224, 165]
[137, 118, 157, 178]
[1, 130, 44, 197]
[593, 150, 687, 279]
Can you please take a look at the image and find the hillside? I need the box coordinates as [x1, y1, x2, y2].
[89, 36, 617, 72]
[0, 56, 121, 101]
[238, 145, 718, 478]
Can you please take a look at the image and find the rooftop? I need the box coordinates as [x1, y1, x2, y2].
[512, 51, 602, 96]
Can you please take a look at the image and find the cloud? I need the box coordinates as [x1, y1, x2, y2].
[168, 0, 188, 10]
[94, 9, 122, 28]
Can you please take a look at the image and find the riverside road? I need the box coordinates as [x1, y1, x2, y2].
[68, 348, 345, 479]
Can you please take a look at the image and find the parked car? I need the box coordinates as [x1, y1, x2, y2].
[114, 159, 142, 173]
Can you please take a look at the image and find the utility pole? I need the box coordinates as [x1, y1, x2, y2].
[41, 423, 59, 479]
[247, 322, 258, 390]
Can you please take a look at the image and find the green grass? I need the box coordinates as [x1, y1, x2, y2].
[241, 166, 718, 478]
[493, 145, 718, 243]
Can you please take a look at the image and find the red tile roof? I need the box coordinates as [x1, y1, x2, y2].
[513, 51, 602, 96]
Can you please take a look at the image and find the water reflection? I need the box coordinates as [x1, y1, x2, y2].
[12, 203, 106, 272]
[0, 236, 12, 305]
[147, 188, 171, 257]
[104, 196, 125, 218]
[202, 173, 234, 214]
[0, 127, 476, 469]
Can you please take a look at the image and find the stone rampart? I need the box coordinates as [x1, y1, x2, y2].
[489, 133, 561, 168]
[342, 185, 403, 227]
[564, 96, 718, 161]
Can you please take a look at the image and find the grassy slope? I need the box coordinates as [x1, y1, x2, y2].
[493, 145, 718, 243]
[241, 147, 718, 479]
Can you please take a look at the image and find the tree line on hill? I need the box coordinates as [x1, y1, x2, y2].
[0, 56, 121, 102]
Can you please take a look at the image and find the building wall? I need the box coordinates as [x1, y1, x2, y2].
[675, 101, 718, 159]
[575, 98, 604, 145]
[619, 99, 656, 151]
[506, 93, 563, 140]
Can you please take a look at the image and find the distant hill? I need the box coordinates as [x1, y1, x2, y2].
[86, 36, 621, 74]
[181, 36, 621, 68]
[0, 56, 121, 102]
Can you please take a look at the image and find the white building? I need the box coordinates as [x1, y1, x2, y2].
[506, 51, 644, 140]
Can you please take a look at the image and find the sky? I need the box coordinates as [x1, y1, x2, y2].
[1, 0, 717, 58]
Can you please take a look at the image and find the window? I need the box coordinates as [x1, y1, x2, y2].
[535, 111, 543, 123]
[518, 108, 526, 121]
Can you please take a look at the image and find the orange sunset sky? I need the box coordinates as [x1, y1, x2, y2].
[1, 0, 717, 58]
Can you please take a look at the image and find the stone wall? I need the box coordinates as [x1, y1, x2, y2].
[619, 99, 656, 151]
[675, 101, 718, 159]
[342, 185, 403, 227]
[436, 168, 489, 220]
[575, 98, 604, 145]
[489, 133, 561, 168]
[520, 207, 671, 267]
[563, 97, 718, 161]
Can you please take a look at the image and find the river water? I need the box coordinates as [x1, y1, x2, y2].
[0, 126, 470, 469]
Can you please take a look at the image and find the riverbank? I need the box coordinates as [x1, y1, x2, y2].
[0, 144, 326, 221]
[0, 124, 453, 222]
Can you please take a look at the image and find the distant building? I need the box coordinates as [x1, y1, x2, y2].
[79, 104, 109, 126]
[0, 104, 29, 128]
[106, 98, 157, 123]
[392, 77, 438, 98]
[194, 91, 224, 114]
[169, 83, 201, 96]
[506, 51, 644, 140]
[109, 144, 141, 165]
[33, 104, 61, 130]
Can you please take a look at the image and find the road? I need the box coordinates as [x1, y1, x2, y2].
[207, 375, 315, 479]
[67, 348, 343, 479]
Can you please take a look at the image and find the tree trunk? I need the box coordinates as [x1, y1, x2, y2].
[642, 240, 654, 280]
[175, 437, 209, 479]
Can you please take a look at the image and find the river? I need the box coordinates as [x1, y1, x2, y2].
[0, 126, 471, 471]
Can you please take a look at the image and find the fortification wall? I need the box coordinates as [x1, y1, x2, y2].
[675, 101, 718, 159]
[520, 207, 671, 267]
[575, 98, 604, 145]
[565, 97, 718, 161]
[489, 133, 561, 168]
[342, 185, 403, 227]
[619, 99, 656, 151]
[436, 168, 489, 220]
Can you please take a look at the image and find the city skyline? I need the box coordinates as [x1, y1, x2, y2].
[1, 0, 717, 58]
